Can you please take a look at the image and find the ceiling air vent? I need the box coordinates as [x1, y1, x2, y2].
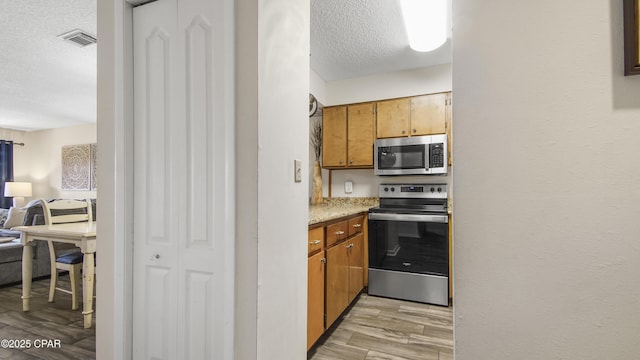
[58, 29, 97, 47]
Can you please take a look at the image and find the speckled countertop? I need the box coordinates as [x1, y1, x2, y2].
[309, 197, 379, 225]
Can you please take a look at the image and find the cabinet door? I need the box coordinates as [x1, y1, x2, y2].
[347, 103, 375, 167]
[376, 98, 410, 138]
[410, 93, 447, 136]
[325, 243, 349, 328]
[348, 233, 364, 302]
[307, 250, 325, 350]
[322, 106, 347, 167]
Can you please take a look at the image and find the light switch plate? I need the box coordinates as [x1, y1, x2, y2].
[294, 159, 302, 182]
[345, 180, 353, 193]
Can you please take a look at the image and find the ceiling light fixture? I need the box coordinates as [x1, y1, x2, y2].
[399, 0, 448, 52]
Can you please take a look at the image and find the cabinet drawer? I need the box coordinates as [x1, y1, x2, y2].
[326, 220, 348, 247]
[308, 227, 324, 256]
[348, 215, 364, 236]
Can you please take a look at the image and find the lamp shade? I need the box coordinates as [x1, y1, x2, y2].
[4, 182, 32, 197]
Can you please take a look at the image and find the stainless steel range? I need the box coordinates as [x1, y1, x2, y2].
[368, 183, 449, 306]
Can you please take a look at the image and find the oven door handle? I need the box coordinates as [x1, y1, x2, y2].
[369, 213, 448, 223]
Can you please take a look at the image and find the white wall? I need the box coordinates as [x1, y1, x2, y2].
[453, 0, 640, 359]
[325, 63, 452, 106]
[321, 64, 453, 198]
[96, 0, 133, 358]
[329, 170, 451, 198]
[25, 123, 97, 199]
[236, 0, 309, 359]
[310, 69, 327, 105]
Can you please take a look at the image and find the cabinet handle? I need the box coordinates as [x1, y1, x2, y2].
[349, 160, 353, 164]
[339, 160, 344, 164]
[335, 230, 345, 235]
[310, 240, 321, 245]
[412, 129, 416, 133]
[402, 130, 406, 134]
[352, 223, 362, 228]
[321, 257, 326, 264]
[346, 243, 354, 249]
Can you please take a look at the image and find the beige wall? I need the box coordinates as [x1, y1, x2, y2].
[453, 0, 640, 359]
[0, 124, 96, 203]
[26, 123, 97, 200]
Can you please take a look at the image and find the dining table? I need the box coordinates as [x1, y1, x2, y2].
[14, 222, 97, 329]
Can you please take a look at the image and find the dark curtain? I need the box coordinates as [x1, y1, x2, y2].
[0, 140, 14, 209]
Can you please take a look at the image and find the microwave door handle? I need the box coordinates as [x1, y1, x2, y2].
[425, 144, 430, 171]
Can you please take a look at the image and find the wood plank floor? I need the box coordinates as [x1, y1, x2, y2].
[308, 294, 453, 360]
[0, 279, 452, 359]
[0, 276, 95, 360]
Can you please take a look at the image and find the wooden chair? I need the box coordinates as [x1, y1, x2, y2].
[41, 199, 93, 310]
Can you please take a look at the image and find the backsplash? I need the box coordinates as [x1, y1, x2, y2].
[327, 168, 453, 198]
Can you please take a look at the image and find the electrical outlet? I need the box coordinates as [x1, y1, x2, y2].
[294, 159, 302, 182]
[345, 180, 353, 194]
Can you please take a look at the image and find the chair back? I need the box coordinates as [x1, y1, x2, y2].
[41, 199, 93, 225]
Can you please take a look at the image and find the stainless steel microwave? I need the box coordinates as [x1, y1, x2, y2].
[374, 134, 448, 175]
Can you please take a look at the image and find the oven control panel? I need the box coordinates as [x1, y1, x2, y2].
[379, 184, 447, 199]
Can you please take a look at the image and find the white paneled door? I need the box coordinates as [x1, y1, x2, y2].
[133, 0, 234, 359]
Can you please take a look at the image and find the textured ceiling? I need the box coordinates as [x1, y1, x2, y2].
[311, 0, 452, 81]
[1, 0, 449, 131]
[0, 0, 96, 132]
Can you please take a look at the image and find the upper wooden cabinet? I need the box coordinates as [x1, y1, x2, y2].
[322, 106, 347, 167]
[322, 102, 375, 169]
[347, 103, 375, 167]
[410, 93, 447, 136]
[323, 92, 452, 168]
[377, 92, 450, 139]
[376, 98, 410, 138]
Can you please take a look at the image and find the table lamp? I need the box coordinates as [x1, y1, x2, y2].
[4, 182, 32, 208]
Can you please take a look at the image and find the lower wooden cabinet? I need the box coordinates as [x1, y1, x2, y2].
[307, 250, 325, 350]
[325, 240, 349, 328]
[307, 213, 367, 349]
[325, 232, 364, 328]
[348, 233, 364, 301]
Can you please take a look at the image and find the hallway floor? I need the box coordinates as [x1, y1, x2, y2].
[308, 293, 453, 360]
[0, 279, 453, 359]
[0, 276, 95, 360]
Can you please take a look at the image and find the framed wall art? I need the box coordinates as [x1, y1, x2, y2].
[61, 143, 98, 190]
[624, 0, 640, 75]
